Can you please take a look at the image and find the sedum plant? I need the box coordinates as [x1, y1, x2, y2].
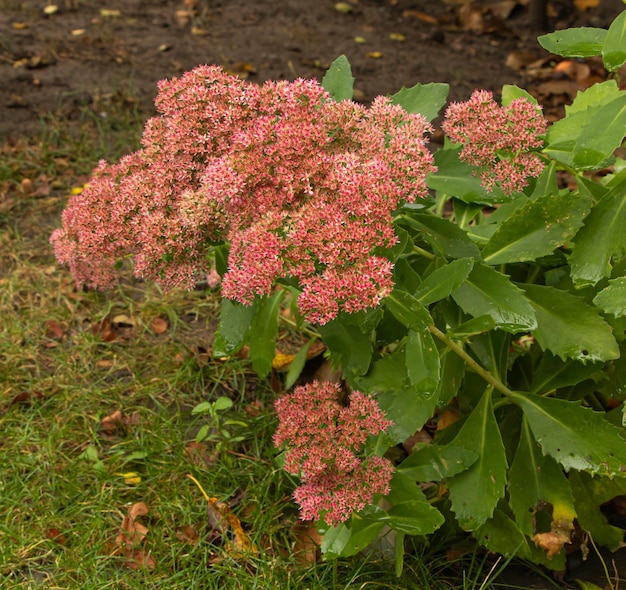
[52, 9, 626, 571]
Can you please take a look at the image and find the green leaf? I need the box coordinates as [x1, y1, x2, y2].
[218, 298, 256, 353]
[398, 445, 478, 481]
[467, 330, 510, 381]
[481, 193, 591, 265]
[385, 501, 444, 535]
[530, 351, 602, 395]
[451, 263, 537, 333]
[321, 517, 385, 558]
[385, 289, 433, 331]
[569, 470, 626, 551]
[414, 258, 474, 306]
[510, 391, 626, 476]
[593, 277, 626, 318]
[284, 339, 315, 389]
[476, 508, 565, 569]
[393, 257, 422, 294]
[436, 347, 466, 405]
[569, 176, 626, 287]
[357, 352, 439, 441]
[213, 396, 233, 411]
[501, 84, 539, 107]
[321, 55, 354, 102]
[575, 582, 605, 590]
[602, 9, 626, 71]
[405, 329, 440, 397]
[318, 319, 373, 377]
[447, 315, 496, 338]
[523, 284, 619, 363]
[248, 290, 285, 377]
[390, 82, 449, 122]
[544, 88, 626, 170]
[191, 402, 212, 415]
[408, 213, 482, 259]
[538, 27, 607, 58]
[508, 417, 576, 537]
[566, 80, 621, 116]
[213, 243, 229, 277]
[447, 390, 508, 531]
[427, 148, 501, 205]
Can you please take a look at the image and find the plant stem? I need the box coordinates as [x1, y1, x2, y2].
[413, 244, 437, 260]
[428, 324, 515, 399]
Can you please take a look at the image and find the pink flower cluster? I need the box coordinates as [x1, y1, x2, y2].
[273, 380, 394, 526]
[51, 66, 436, 324]
[441, 90, 546, 194]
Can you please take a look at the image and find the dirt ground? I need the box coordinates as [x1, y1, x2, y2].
[1, 0, 624, 141]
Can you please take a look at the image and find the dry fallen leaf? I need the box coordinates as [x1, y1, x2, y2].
[402, 9, 438, 24]
[532, 530, 570, 560]
[291, 520, 322, 566]
[176, 524, 199, 545]
[44, 527, 67, 545]
[574, 0, 600, 10]
[187, 474, 257, 559]
[149, 317, 168, 335]
[436, 410, 459, 430]
[120, 505, 149, 542]
[100, 409, 126, 434]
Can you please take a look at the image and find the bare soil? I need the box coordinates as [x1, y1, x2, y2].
[1, 0, 623, 141]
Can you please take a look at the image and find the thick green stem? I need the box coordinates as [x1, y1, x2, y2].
[428, 324, 515, 399]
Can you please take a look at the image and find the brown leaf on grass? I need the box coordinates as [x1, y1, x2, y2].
[100, 409, 139, 439]
[44, 527, 68, 545]
[43, 319, 65, 348]
[100, 409, 126, 434]
[149, 317, 169, 335]
[291, 519, 322, 566]
[184, 441, 217, 467]
[113, 502, 156, 570]
[175, 524, 199, 545]
[44, 320, 65, 340]
[91, 318, 117, 342]
[187, 475, 257, 560]
[1, 390, 45, 414]
[243, 400, 264, 418]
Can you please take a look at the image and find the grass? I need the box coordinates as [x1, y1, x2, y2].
[0, 95, 557, 590]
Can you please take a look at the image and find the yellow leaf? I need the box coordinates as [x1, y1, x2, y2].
[100, 9, 121, 17]
[574, 0, 600, 10]
[389, 33, 406, 42]
[367, 51, 383, 59]
[272, 352, 295, 370]
[117, 472, 141, 485]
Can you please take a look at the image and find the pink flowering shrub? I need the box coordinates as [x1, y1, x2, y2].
[51, 65, 436, 325]
[441, 89, 546, 193]
[273, 381, 394, 525]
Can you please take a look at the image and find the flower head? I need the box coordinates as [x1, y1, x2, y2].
[441, 90, 546, 193]
[274, 381, 393, 525]
[51, 66, 436, 324]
